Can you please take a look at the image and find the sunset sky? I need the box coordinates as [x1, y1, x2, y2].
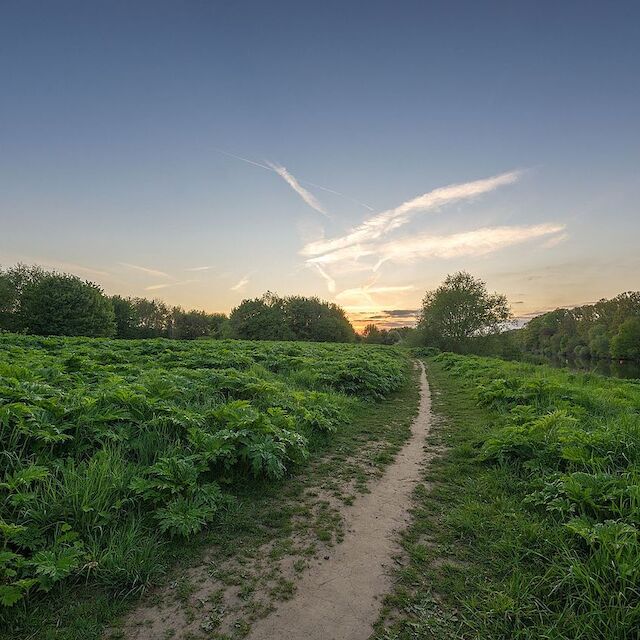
[2, 1, 639, 330]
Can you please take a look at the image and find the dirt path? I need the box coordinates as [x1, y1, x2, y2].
[115, 362, 431, 640]
[245, 361, 432, 640]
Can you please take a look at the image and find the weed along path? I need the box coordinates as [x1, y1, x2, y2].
[246, 361, 432, 640]
[114, 361, 430, 640]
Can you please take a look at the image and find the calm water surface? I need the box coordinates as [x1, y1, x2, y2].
[521, 355, 640, 380]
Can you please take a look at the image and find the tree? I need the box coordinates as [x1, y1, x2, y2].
[362, 323, 402, 345]
[362, 323, 383, 344]
[131, 298, 170, 338]
[170, 308, 228, 340]
[110, 295, 139, 338]
[229, 292, 355, 342]
[611, 317, 640, 360]
[0, 264, 45, 331]
[416, 272, 511, 351]
[229, 292, 292, 341]
[20, 273, 115, 337]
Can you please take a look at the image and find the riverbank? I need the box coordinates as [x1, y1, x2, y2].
[374, 353, 640, 639]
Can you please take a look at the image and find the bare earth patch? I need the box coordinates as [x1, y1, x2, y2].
[113, 362, 431, 640]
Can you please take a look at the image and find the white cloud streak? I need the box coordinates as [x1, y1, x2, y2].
[119, 262, 174, 279]
[231, 275, 250, 292]
[185, 266, 213, 272]
[144, 280, 197, 291]
[215, 148, 373, 212]
[267, 162, 329, 218]
[309, 263, 336, 293]
[372, 223, 566, 270]
[301, 170, 523, 259]
[541, 233, 569, 248]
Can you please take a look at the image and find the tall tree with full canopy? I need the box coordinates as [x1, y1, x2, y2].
[417, 271, 512, 351]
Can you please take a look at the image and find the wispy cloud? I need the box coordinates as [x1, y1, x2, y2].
[185, 266, 213, 272]
[145, 280, 196, 291]
[215, 148, 373, 211]
[309, 263, 336, 293]
[371, 223, 566, 270]
[335, 283, 414, 306]
[119, 262, 174, 279]
[231, 275, 250, 292]
[267, 162, 329, 218]
[301, 170, 523, 259]
[542, 233, 569, 248]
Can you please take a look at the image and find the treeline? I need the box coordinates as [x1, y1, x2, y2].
[520, 292, 640, 361]
[402, 272, 640, 363]
[228, 292, 356, 342]
[0, 264, 227, 339]
[0, 264, 357, 343]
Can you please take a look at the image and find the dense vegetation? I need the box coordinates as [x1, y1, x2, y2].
[0, 264, 357, 343]
[228, 292, 356, 343]
[521, 292, 640, 361]
[0, 334, 407, 615]
[408, 272, 640, 364]
[383, 353, 639, 639]
[411, 272, 512, 352]
[0, 264, 228, 340]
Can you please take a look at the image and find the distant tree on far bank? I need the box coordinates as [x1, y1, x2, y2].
[609, 317, 640, 360]
[229, 292, 355, 342]
[521, 292, 640, 361]
[415, 272, 512, 352]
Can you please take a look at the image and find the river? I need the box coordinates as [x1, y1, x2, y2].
[519, 354, 640, 380]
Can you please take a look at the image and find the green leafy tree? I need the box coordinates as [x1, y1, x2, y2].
[417, 272, 512, 351]
[131, 298, 170, 338]
[229, 292, 293, 341]
[0, 264, 45, 331]
[170, 308, 228, 340]
[362, 323, 383, 343]
[20, 273, 115, 337]
[110, 295, 139, 338]
[229, 293, 355, 342]
[611, 317, 640, 360]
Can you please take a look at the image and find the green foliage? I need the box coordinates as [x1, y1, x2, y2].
[229, 292, 356, 343]
[16, 272, 115, 337]
[611, 317, 640, 360]
[361, 323, 401, 345]
[522, 291, 640, 361]
[431, 352, 640, 635]
[416, 271, 512, 352]
[0, 333, 408, 611]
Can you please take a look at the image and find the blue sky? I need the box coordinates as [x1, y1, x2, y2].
[2, 1, 639, 328]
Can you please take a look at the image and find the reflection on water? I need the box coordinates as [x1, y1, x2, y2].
[521, 354, 640, 380]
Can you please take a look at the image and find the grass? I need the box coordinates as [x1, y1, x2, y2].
[0, 335, 419, 639]
[375, 354, 640, 640]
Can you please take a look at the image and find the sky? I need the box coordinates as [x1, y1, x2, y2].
[1, 1, 639, 330]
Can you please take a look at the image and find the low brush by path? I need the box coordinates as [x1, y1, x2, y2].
[246, 361, 432, 640]
[115, 362, 431, 640]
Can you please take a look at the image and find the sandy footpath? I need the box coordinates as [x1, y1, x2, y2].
[246, 361, 432, 640]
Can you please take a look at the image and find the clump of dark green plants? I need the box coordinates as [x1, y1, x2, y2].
[0, 335, 407, 612]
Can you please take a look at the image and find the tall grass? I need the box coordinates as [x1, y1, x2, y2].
[433, 354, 640, 638]
[0, 334, 408, 613]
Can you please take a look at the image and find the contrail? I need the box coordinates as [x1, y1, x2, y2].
[214, 148, 373, 212]
[267, 161, 329, 218]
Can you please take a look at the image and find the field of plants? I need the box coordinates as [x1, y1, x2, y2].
[0, 334, 408, 617]
[380, 353, 639, 639]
